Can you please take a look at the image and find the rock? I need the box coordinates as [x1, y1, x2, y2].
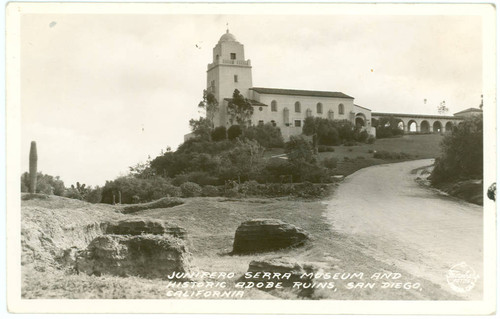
[247, 257, 306, 287]
[244, 257, 323, 298]
[104, 218, 187, 239]
[232, 219, 310, 254]
[76, 234, 192, 279]
[331, 175, 344, 182]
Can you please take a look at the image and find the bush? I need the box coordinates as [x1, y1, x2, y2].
[368, 149, 374, 154]
[163, 184, 182, 197]
[285, 135, 315, 165]
[227, 125, 243, 140]
[101, 176, 180, 204]
[367, 136, 376, 144]
[180, 182, 202, 197]
[238, 180, 261, 196]
[243, 123, 285, 148]
[431, 116, 483, 184]
[64, 188, 82, 200]
[202, 185, 219, 197]
[211, 126, 227, 141]
[318, 145, 335, 152]
[322, 157, 338, 169]
[20, 172, 65, 196]
[85, 187, 103, 203]
[172, 174, 189, 186]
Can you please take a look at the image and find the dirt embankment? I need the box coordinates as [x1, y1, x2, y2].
[21, 195, 120, 268]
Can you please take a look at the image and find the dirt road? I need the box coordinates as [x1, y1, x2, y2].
[326, 159, 483, 299]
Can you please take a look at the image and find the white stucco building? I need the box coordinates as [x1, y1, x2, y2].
[205, 29, 373, 141]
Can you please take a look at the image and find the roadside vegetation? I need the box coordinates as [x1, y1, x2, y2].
[430, 116, 483, 205]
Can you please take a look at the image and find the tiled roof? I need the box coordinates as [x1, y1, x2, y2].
[223, 98, 268, 106]
[250, 87, 354, 99]
[453, 108, 483, 115]
[354, 104, 372, 111]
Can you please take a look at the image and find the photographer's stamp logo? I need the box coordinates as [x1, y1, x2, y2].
[446, 262, 479, 293]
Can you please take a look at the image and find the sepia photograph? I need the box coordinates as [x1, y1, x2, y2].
[5, 1, 497, 315]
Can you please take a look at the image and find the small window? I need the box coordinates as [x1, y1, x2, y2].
[317, 103, 323, 114]
[338, 103, 345, 115]
[230, 53, 236, 60]
[295, 101, 301, 113]
[210, 80, 215, 92]
[258, 120, 264, 125]
[294, 120, 302, 127]
[271, 100, 278, 112]
[234, 75, 238, 83]
[306, 109, 312, 117]
[271, 120, 276, 127]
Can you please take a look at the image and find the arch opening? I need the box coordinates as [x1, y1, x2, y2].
[445, 121, 453, 132]
[432, 121, 442, 133]
[408, 120, 417, 132]
[420, 120, 430, 133]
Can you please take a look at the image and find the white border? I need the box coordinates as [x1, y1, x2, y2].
[5, 2, 497, 315]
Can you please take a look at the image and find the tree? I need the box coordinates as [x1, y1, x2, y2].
[227, 89, 254, 125]
[373, 116, 403, 138]
[303, 117, 341, 146]
[285, 135, 316, 165]
[227, 125, 243, 140]
[431, 116, 483, 184]
[243, 123, 284, 148]
[198, 90, 219, 127]
[189, 117, 212, 141]
[211, 126, 227, 141]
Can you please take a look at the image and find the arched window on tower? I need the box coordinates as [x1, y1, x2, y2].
[306, 109, 312, 117]
[295, 101, 301, 113]
[283, 107, 290, 125]
[328, 110, 334, 120]
[338, 104, 345, 115]
[271, 100, 278, 112]
[317, 103, 323, 114]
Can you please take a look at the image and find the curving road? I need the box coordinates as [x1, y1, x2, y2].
[326, 159, 483, 299]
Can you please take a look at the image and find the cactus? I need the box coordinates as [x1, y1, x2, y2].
[29, 141, 38, 194]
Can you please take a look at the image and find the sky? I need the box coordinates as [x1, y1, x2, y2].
[20, 13, 483, 186]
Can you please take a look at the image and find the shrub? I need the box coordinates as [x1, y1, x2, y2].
[368, 149, 374, 154]
[367, 136, 376, 144]
[431, 116, 483, 184]
[20, 172, 65, 196]
[355, 130, 369, 143]
[85, 187, 103, 203]
[180, 182, 202, 197]
[163, 184, 182, 197]
[356, 156, 365, 160]
[64, 188, 82, 200]
[211, 126, 227, 141]
[243, 123, 285, 148]
[322, 157, 338, 169]
[227, 125, 243, 140]
[239, 180, 261, 196]
[202, 185, 219, 197]
[285, 135, 315, 165]
[172, 174, 189, 186]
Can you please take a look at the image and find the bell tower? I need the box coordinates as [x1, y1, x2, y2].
[207, 29, 253, 127]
